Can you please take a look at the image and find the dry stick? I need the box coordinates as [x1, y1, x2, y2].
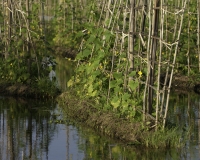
[123, 0, 130, 91]
[160, 4, 175, 115]
[102, 0, 112, 48]
[198, 0, 200, 72]
[155, 0, 164, 129]
[160, 1, 179, 114]
[187, 2, 190, 75]
[106, 0, 119, 104]
[113, 0, 123, 73]
[148, 0, 160, 115]
[2, 1, 6, 55]
[143, 0, 152, 122]
[97, 0, 106, 27]
[5, 0, 12, 58]
[108, 0, 117, 29]
[137, 1, 147, 74]
[2, 0, 7, 56]
[26, 0, 31, 74]
[128, 0, 135, 82]
[106, 33, 118, 105]
[111, 0, 122, 32]
[163, 0, 187, 129]
[104, 0, 112, 28]
[135, 2, 147, 97]
[63, 0, 66, 29]
[71, 2, 74, 31]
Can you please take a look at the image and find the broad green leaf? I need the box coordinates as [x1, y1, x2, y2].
[90, 90, 97, 97]
[122, 93, 131, 100]
[113, 72, 122, 79]
[87, 35, 96, 44]
[88, 85, 93, 93]
[76, 52, 83, 60]
[129, 71, 136, 77]
[67, 79, 74, 87]
[110, 80, 117, 89]
[90, 60, 100, 69]
[76, 31, 84, 38]
[111, 96, 120, 109]
[95, 43, 101, 52]
[104, 29, 113, 42]
[121, 100, 129, 108]
[116, 79, 123, 85]
[82, 49, 91, 57]
[91, 70, 101, 77]
[87, 76, 95, 84]
[114, 86, 121, 93]
[97, 50, 106, 59]
[86, 60, 100, 74]
[128, 80, 139, 91]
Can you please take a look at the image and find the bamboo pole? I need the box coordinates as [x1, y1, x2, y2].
[163, 0, 187, 129]
[187, 1, 190, 75]
[148, 0, 160, 114]
[128, 0, 135, 80]
[26, 0, 31, 73]
[143, 0, 152, 121]
[5, 0, 12, 58]
[156, 0, 164, 129]
[198, 0, 200, 71]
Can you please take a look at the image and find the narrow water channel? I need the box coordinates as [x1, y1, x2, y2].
[1, 92, 200, 159]
[1, 57, 200, 159]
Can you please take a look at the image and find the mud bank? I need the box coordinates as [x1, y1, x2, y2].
[0, 81, 60, 98]
[57, 92, 142, 145]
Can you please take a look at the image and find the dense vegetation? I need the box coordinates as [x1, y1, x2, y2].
[0, 0, 199, 147]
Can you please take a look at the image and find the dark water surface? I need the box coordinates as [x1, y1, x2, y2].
[1, 92, 200, 159]
[1, 57, 200, 159]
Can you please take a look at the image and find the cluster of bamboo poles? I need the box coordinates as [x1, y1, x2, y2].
[0, 0, 58, 78]
[94, 0, 195, 128]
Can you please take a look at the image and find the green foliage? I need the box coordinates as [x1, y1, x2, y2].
[67, 23, 143, 119]
[34, 77, 59, 97]
[0, 56, 30, 83]
[142, 127, 185, 148]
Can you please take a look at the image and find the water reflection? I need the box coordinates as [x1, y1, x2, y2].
[1, 92, 200, 159]
[68, 92, 200, 160]
[0, 97, 84, 160]
[167, 92, 200, 160]
[56, 57, 74, 92]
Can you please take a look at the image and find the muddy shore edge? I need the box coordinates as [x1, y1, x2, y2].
[0, 74, 199, 146]
[0, 81, 60, 98]
[57, 91, 142, 145]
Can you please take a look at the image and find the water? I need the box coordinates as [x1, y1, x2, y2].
[1, 56, 200, 159]
[1, 92, 200, 159]
[0, 97, 85, 160]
